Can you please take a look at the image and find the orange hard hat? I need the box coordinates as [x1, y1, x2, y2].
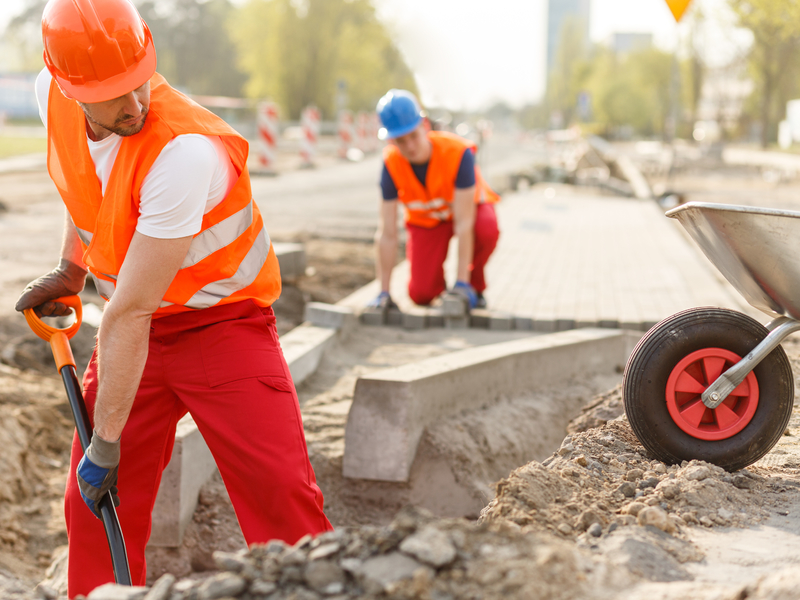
[42, 0, 157, 103]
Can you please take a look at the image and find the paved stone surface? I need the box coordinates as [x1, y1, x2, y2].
[341, 184, 755, 330]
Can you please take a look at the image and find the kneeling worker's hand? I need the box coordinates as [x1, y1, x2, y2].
[77, 431, 121, 518]
[452, 281, 478, 310]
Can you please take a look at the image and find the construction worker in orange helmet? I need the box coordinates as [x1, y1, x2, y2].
[371, 89, 501, 311]
[18, 0, 331, 595]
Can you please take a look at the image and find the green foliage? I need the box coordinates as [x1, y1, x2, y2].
[136, 0, 247, 97]
[544, 41, 677, 137]
[3, 0, 47, 72]
[230, 0, 417, 119]
[729, 0, 800, 146]
[541, 14, 679, 138]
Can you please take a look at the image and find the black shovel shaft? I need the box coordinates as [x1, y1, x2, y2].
[61, 365, 132, 585]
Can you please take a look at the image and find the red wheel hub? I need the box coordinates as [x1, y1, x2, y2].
[665, 347, 759, 441]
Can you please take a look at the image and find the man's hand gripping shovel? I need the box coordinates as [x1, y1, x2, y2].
[24, 296, 132, 585]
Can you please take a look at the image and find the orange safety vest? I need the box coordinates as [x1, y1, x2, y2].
[46, 73, 281, 317]
[383, 130, 500, 229]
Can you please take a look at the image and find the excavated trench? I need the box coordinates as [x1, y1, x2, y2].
[143, 323, 629, 581]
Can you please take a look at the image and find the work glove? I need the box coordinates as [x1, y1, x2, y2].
[77, 430, 121, 519]
[366, 291, 398, 310]
[15, 258, 87, 317]
[451, 280, 478, 310]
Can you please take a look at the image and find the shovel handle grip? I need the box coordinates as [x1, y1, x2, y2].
[24, 295, 83, 371]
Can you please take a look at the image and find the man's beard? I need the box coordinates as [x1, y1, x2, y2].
[84, 106, 149, 137]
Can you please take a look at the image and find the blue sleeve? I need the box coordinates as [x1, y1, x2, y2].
[380, 163, 399, 200]
[455, 148, 476, 189]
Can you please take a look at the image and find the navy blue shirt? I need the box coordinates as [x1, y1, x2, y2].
[380, 147, 476, 201]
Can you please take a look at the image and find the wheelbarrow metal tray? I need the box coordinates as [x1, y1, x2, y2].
[666, 201, 800, 320]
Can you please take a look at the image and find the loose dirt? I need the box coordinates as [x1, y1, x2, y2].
[7, 161, 800, 599]
[7, 327, 800, 599]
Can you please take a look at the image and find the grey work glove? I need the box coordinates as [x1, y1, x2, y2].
[77, 430, 121, 518]
[15, 258, 87, 317]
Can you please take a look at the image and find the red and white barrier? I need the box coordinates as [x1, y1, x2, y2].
[300, 106, 320, 166]
[369, 112, 380, 153]
[256, 101, 279, 169]
[337, 109, 354, 159]
[356, 111, 369, 153]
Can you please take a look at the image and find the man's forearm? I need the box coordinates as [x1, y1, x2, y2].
[93, 306, 151, 442]
[455, 226, 474, 282]
[61, 210, 86, 267]
[452, 187, 476, 283]
[376, 233, 397, 292]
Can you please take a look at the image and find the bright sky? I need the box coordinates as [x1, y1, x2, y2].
[376, 0, 748, 110]
[1, 0, 749, 111]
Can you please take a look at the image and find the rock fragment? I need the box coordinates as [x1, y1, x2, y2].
[399, 526, 457, 567]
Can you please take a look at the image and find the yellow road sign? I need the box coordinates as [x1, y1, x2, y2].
[665, 0, 693, 22]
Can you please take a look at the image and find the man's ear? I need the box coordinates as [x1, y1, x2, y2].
[422, 117, 432, 132]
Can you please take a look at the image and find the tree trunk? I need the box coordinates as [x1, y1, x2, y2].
[761, 48, 775, 149]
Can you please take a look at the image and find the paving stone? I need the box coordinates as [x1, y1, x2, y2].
[470, 310, 490, 328]
[304, 302, 356, 331]
[533, 319, 556, 332]
[361, 307, 385, 326]
[598, 319, 620, 329]
[386, 308, 404, 326]
[442, 294, 466, 318]
[402, 309, 428, 329]
[445, 316, 469, 329]
[514, 317, 533, 330]
[488, 315, 514, 331]
[555, 318, 576, 331]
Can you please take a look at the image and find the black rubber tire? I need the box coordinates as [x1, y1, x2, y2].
[623, 307, 794, 471]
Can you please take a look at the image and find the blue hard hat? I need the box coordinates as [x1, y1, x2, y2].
[376, 89, 423, 140]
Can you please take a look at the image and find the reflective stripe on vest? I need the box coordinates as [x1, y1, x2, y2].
[181, 199, 254, 269]
[76, 227, 92, 245]
[91, 274, 116, 300]
[161, 225, 271, 310]
[405, 198, 452, 222]
[82, 199, 263, 305]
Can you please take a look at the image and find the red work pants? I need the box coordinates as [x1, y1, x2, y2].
[406, 202, 499, 306]
[64, 300, 331, 598]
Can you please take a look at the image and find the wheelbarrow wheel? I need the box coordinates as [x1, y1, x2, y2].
[623, 307, 794, 471]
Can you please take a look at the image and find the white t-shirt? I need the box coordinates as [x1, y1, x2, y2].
[35, 69, 237, 239]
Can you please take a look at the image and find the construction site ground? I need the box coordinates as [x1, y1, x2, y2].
[4, 137, 800, 599]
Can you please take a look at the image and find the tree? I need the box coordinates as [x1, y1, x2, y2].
[136, 0, 247, 97]
[230, 0, 417, 119]
[729, 0, 800, 147]
[3, 0, 47, 72]
[3, 0, 246, 97]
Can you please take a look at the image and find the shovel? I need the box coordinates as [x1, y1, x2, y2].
[24, 295, 132, 585]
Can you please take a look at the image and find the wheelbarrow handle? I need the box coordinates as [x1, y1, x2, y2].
[24, 296, 132, 585]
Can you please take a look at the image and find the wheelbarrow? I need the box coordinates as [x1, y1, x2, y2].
[24, 295, 132, 584]
[623, 202, 799, 471]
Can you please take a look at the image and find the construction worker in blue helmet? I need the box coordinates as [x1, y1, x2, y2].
[370, 89, 500, 310]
